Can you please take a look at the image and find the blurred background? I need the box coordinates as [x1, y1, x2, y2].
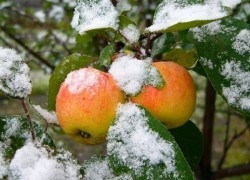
[0, 0, 250, 179]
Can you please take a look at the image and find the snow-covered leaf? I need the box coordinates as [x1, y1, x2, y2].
[0, 47, 32, 99]
[108, 55, 165, 96]
[189, 17, 250, 116]
[71, 0, 119, 34]
[147, 0, 229, 32]
[48, 53, 94, 111]
[107, 103, 194, 179]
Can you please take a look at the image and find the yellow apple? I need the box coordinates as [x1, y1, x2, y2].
[130, 61, 196, 129]
[56, 67, 125, 144]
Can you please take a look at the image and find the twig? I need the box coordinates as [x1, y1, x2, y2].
[0, 26, 55, 70]
[145, 32, 151, 56]
[21, 99, 36, 141]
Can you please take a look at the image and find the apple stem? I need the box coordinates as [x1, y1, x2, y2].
[21, 98, 36, 141]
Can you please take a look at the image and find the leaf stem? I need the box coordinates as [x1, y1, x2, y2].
[21, 99, 36, 141]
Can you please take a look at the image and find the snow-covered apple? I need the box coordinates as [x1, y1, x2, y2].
[56, 67, 125, 144]
[130, 61, 196, 129]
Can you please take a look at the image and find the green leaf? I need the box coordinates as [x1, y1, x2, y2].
[188, 17, 250, 116]
[147, 0, 229, 32]
[163, 44, 197, 68]
[48, 53, 94, 111]
[99, 43, 115, 68]
[107, 103, 194, 179]
[0, 48, 32, 99]
[0, 116, 55, 159]
[169, 121, 203, 170]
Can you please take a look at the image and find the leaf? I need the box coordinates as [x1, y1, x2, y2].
[169, 121, 203, 170]
[163, 44, 197, 68]
[107, 103, 194, 179]
[147, 0, 229, 32]
[0, 116, 55, 159]
[0, 47, 32, 99]
[99, 43, 115, 68]
[48, 53, 94, 111]
[71, 0, 119, 34]
[188, 17, 250, 116]
[151, 33, 175, 58]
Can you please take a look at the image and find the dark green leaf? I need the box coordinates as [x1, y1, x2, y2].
[188, 17, 250, 116]
[107, 104, 194, 179]
[169, 121, 203, 170]
[48, 53, 94, 111]
[99, 43, 115, 67]
[0, 116, 55, 159]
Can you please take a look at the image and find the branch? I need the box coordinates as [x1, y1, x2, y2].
[0, 26, 55, 70]
[212, 163, 250, 179]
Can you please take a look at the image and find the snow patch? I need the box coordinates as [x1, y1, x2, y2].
[64, 68, 100, 95]
[107, 103, 178, 177]
[0, 146, 8, 179]
[8, 142, 81, 180]
[232, 29, 250, 55]
[0, 47, 32, 98]
[71, 0, 119, 34]
[108, 55, 163, 95]
[33, 105, 59, 125]
[120, 24, 140, 44]
[147, 0, 227, 32]
[221, 61, 250, 110]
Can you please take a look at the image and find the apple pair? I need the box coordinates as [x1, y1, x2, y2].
[56, 61, 196, 144]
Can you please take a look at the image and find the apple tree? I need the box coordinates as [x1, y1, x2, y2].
[0, 0, 250, 179]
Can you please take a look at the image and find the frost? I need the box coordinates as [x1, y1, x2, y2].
[232, 29, 250, 55]
[8, 142, 82, 180]
[120, 24, 140, 44]
[221, 61, 250, 110]
[64, 68, 100, 95]
[33, 105, 59, 125]
[147, 0, 227, 32]
[71, 0, 119, 34]
[190, 20, 236, 42]
[107, 103, 178, 178]
[108, 55, 164, 95]
[0, 47, 32, 98]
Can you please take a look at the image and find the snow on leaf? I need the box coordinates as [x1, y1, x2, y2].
[71, 0, 119, 34]
[221, 61, 250, 110]
[8, 142, 82, 180]
[0, 144, 8, 179]
[33, 105, 59, 125]
[120, 24, 140, 44]
[232, 29, 250, 56]
[108, 55, 164, 96]
[0, 47, 32, 99]
[107, 103, 178, 178]
[147, 0, 228, 32]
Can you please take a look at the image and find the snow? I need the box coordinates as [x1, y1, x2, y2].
[34, 10, 46, 23]
[232, 29, 250, 55]
[49, 5, 65, 22]
[33, 105, 59, 125]
[71, 0, 119, 34]
[221, 61, 250, 110]
[0, 47, 32, 98]
[200, 57, 214, 69]
[116, 0, 131, 13]
[147, 0, 228, 32]
[217, 0, 242, 8]
[8, 142, 82, 180]
[64, 68, 100, 95]
[108, 55, 163, 95]
[0, 145, 8, 179]
[107, 103, 178, 178]
[120, 24, 140, 44]
[4, 117, 21, 138]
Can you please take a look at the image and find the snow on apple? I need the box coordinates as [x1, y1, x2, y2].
[0, 47, 32, 98]
[107, 103, 178, 178]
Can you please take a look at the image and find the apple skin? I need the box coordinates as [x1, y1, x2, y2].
[130, 61, 196, 129]
[56, 67, 125, 144]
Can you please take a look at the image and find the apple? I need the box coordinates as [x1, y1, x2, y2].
[130, 61, 196, 129]
[56, 67, 125, 144]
